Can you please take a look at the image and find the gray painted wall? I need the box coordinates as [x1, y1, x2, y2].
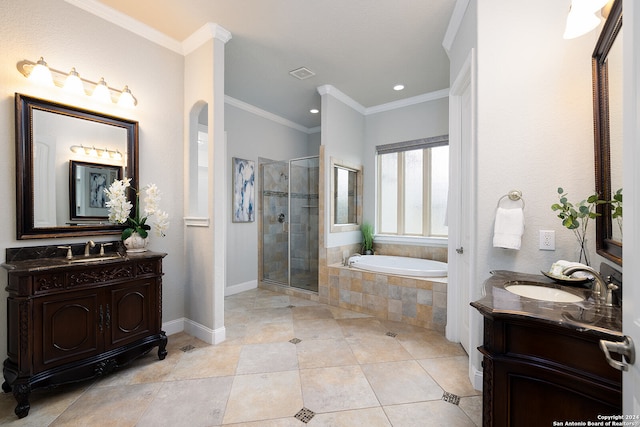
[224, 104, 316, 289]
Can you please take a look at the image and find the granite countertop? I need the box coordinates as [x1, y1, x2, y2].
[2, 250, 167, 274]
[471, 270, 623, 340]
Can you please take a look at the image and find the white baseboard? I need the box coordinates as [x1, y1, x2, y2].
[162, 318, 185, 336]
[163, 317, 226, 345]
[225, 279, 258, 296]
[183, 318, 226, 345]
[471, 366, 483, 391]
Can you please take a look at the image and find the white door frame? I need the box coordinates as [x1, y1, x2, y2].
[622, 0, 639, 414]
[447, 49, 481, 389]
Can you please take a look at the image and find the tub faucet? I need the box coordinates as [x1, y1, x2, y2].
[84, 240, 95, 256]
[562, 265, 607, 305]
[346, 253, 361, 267]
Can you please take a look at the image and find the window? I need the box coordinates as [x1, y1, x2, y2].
[376, 136, 449, 238]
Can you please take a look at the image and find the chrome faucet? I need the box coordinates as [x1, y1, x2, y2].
[84, 240, 95, 256]
[345, 253, 361, 267]
[562, 265, 607, 305]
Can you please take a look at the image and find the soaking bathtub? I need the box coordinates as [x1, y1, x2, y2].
[348, 254, 447, 278]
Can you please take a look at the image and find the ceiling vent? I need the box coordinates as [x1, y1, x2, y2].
[289, 67, 315, 80]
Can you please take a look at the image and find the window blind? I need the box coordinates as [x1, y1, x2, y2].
[376, 134, 449, 155]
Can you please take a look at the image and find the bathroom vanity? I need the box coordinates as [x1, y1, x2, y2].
[472, 271, 623, 427]
[2, 245, 167, 418]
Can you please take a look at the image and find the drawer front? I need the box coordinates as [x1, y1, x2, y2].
[67, 264, 135, 289]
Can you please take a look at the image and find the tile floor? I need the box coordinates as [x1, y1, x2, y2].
[0, 288, 482, 426]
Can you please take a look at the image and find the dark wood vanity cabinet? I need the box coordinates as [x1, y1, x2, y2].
[2, 252, 167, 418]
[478, 315, 622, 427]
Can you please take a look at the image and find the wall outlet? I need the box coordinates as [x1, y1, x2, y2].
[539, 230, 555, 250]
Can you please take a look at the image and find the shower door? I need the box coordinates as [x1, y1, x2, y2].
[261, 156, 319, 292]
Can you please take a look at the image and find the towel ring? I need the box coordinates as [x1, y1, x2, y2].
[497, 190, 525, 209]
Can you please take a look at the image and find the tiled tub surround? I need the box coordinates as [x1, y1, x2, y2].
[328, 264, 447, 332]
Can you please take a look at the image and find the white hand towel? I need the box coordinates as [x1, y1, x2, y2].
[493, 207, 525, 250]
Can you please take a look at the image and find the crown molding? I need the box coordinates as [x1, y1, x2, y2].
[225, 95, 313, 134]
[64, 0, 184, 54]
[366, 88, 450, 115]
[442, 0, 471, 55]
[183, 23, 232, 55]
[317, 85, 367, 115]
[65, 0, 231, 56]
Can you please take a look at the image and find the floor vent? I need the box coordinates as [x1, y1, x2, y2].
[180, 344, 196, 353]
[294, 407, 315, 423]
[385, 331, 398, 338]
[289, 338, 302, 344]
[442, 391, 461, 405]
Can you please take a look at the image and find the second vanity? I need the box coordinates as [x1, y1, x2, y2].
[2, 243, 167, 418]
[472, 270, 623, 427]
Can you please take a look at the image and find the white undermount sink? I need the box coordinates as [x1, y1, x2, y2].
[505, 282, 585, 303]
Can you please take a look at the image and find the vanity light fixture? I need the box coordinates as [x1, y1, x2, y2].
[393, 84, 405, 91]
[310, 108, 319, 114]
[18, 57, 138, 107]
[91, 78, 112, 104]
[62, 68, 85, 96]
[27, 57, 55, 88]
[563, 0, 609, 39]
[70, 145, 123, 160]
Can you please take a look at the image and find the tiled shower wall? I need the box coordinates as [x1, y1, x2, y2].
[261, 161, 289, 283]
[289, 162, 319, 282]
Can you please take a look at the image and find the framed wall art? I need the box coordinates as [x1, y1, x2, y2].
[232, 157, 255, 222]
[69, 160, 122, 221]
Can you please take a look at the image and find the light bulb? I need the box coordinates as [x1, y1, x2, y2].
[117, 85, 136, 108]
[92, 77, 112, 103]
[563, 0, 609, 39]
[63, 68, 85, 96]
[88, 146, 98, 157]
[28, 57, 55, 87]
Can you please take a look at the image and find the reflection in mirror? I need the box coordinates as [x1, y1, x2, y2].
[607, 28, 622, 243]
[330, 157, 362, 233]
[69, 161, 122, 223]
[334, 166, 357, 225]
[592, 0, 622, 264]
[16, 94, 138, 239]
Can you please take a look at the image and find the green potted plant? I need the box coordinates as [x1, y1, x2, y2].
[551, 187, 604, 266]
[610, 188, 622, 239]
[361, 222, 374, 255]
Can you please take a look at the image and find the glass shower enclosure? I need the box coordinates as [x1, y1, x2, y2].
[261, 156, 319, 292]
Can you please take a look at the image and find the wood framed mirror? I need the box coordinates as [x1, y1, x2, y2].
[593, 0, 622, 265]
[15, 93, 139, 239]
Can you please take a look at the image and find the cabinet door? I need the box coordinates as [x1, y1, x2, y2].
[34, 290, 101, 371]
[106, 279, 158, 349]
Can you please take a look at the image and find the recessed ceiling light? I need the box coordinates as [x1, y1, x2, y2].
[310, 108, 319, 114]
[393, 84, 405, 91]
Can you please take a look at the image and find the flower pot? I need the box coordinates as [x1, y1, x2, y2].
[124, 232, 148, 253]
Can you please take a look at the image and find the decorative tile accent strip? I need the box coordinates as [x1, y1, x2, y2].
[289, 338, 302, 344]
[180, 344, 196, 353]
[442, 391, 461, 405]
[385, 331, 398, 338]
[294, 407, 316, 423]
